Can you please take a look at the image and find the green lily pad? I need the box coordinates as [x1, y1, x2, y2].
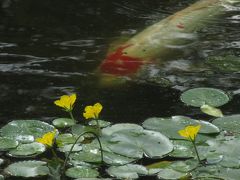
[0, 137, 18, 151]
[206, 54, 240, 73]
[52, 118, 75, 128]
[157, 168, 188, 180]
[200, 104, 223, 117]
[169, 140, 194, 158]
[104, 128, 173, 159]
[88, 120, 111, 128]
[0, 120, 55, 142]
[65, 166, 99, 178]
[180, 88, 230, 107]
[71, 124, 100, 137]
[58, 143, 82, 153]
[107, 164, 148, 179]
[102, 123, 143, 136]
[56, 133, 82, 147]
[8, 142, 46, 157]
[142, 116, 219, 140]
[212, 115, 240, 135]
[4, 160, 49, 177]
[0, 175, 3, 180]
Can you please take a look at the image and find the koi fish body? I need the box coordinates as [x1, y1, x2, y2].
[98, 0, 237, 86]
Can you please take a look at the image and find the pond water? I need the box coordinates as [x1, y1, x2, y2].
[0, 0, 239, 179]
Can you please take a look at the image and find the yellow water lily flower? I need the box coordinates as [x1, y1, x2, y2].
[54, 94, 76, 111]
[83, 102, 103, 119]
[178, 125, 201, 141]
[36, 130, 57, 147]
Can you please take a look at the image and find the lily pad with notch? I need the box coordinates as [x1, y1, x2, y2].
[180, 88, 230, 107]
[65, 166, 99, 179]
[52, 118, 76, 128]
[0, 137, 18, 151]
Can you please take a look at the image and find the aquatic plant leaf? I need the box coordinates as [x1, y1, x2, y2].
[206, 55, 240, 73]
[0, 137, 18, 151]
[200, 104, 223, 117]
[52, 118, 75, 128]
[56, 133, 82, 147]
[0, 175, 4, 180]
[180, 88, 230, 107]
[0, 120, 54, 142]
[169, 140, 194, 158]
[88, 119, 111, 128]
[103, 127, 173, 159]
[102, 123, 143, 136]
[212, 115, 240, 136]
[192, 164, 240, 180]
[71, 124, 99, 137]
[8, 142, 46, 157]
[107, 164, 148, 179]
[142, 116, 219, 140]
[157, 168, 188, 180]
[65, 166, 99, 178]
[57, 143, 82, 153]
[4, 161, 49, 177]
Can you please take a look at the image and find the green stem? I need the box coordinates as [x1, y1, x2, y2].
[62, 131, 104, 172]
[192, 140, 201, 164]
[69, 111, 76, 123]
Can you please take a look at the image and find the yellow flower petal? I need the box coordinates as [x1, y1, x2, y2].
[178, 125, 201, 141]
[36, 130, 56, 147]
[83, 103, 103, 120]
[54, 94, 77, 111]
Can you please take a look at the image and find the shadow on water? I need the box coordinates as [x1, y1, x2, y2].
[0, 0, 240, 179]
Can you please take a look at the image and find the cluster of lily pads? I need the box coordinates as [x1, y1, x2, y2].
[0, 87, 239, 179]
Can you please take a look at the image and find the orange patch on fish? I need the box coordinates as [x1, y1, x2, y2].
[100, 44, 144, 76]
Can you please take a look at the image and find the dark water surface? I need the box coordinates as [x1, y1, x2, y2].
[0, 1, 240, 178]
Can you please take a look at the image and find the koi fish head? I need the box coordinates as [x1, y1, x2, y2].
[99, 44, 144, 76]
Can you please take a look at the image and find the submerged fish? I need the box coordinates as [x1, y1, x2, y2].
[97, 0, 238, 86]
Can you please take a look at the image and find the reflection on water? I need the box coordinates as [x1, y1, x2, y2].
[0, 0, 239, 127]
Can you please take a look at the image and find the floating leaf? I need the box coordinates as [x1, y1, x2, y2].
[206, 54, 240, 73]
[58, 143, 82, 153]
[88, 119, 111, 128]
[157, 168, 188, 180]
[102, 123, 143, 136]
[169, 140, 194, 158]
[71, 124, 99, 137]
[56, 133, 81, 147]
[0, 137, 18, 151]
[143, 116, 219, 140]
[52, 118, 75, 128]
[180, 88, 230, 107]
[0, 120, 55, 142]
[107, 164, 148, 179]
[8, 142, 46, 157]
[212, 115, 240, 136]
[200, 104, 223, 117]
[4, 161, 49, 177]
[104, 128, 173, 159]
[65, 166, 99, 178]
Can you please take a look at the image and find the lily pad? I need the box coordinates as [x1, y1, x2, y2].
[0, 175, 4, 180]
[169, 140, 194, 158]
[65, 166, 99, 178]
[107, 164, 148, 179]
[58, 143, 82, 153]
[142, 116, 219, 140]
[4, 160, 49, 177]
[180, 88, 230, 107]
[0, 137, 18, 151]
[200, 104, 223, 117]
[212, 115, 240, 135]
[0, 120, 55, 142]
[88, 120, 111, 128]
[52, 118, 75, 128]
[206, 54, 240, 73]
[8, 142, 46, 157]
[56, 133, 82, 147]
[157, 168, 188, 180]
[104, 128, 173, 159]
[71, 124, 100, 137]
